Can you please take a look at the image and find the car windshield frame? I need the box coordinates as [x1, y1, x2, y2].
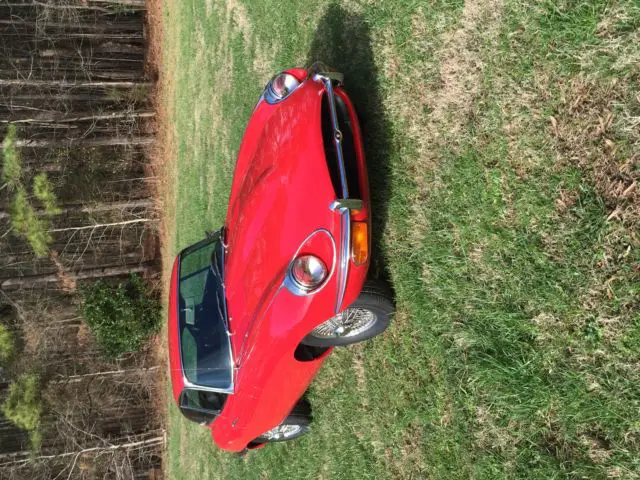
[177, 232, 234, 394]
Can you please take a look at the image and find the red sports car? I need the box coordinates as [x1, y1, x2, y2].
[168, 63, 395, 452]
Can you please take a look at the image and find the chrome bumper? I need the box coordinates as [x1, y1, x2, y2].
[312, 72, 363, 314]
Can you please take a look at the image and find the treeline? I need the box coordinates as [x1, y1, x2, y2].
[0, 1, 163, 479]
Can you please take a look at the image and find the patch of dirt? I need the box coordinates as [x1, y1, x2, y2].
[398, 422, 429, 475]
[75, 322, 92, 349]
[21, 318, 45, 355]
[377, 422, 428, 478]
[50, 250, 77, 292]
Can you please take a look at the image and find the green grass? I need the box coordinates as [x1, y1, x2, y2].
[162, 0, 640, 478]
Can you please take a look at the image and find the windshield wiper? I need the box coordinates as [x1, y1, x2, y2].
[210, 244, 231, 334]
[214, 293, 226, 328]
[210, 248, 223, 282]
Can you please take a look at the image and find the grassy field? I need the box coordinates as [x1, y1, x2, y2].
[160, 0, 639, 478]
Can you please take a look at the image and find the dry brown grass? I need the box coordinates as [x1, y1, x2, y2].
[379, 0, 505, 252]
[226, 0, 275, 84]
[552, 76, 639, 227]
[146, 0, 177, 295]
[382, 0, 504, 162]
[145, 0, 175, 288]
[144, 1, 172, 473]
[550, 75, 639, 347]
[474, 406, 519, 459]
[351, 346, 368, 406]
[434, 0, 503, 137]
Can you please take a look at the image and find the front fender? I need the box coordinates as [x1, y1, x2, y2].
[212, 249, 369, 452]
[211, 284, 335, 451]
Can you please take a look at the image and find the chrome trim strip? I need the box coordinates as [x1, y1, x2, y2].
[335, 208, 351, 313]
[314, 73, 349, 199]
[182, 378, 234, 395]
[283, 229, 337, 297]
[330, 199, 363, 211]
[216, 233, 235, 389]
[308, 62, 344, 84]
[321, 71, 344, 84]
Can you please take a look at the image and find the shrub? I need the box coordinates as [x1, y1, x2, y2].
[2, 374, 42, 432]
[80, 275, 160, 358]
[33, 173, 62, 216]
[0, 324, 14, 365]
[2, 126, 60, 257]
[11, 186, 52, 257]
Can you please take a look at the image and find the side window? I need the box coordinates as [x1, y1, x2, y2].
[179, 389, 227, 425]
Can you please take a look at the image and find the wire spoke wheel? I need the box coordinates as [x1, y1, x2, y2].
[254, 413, 311, 444]
[261, 424, 303, 441]
[310, 307, 377, 339]
[302, 279, 395, 347]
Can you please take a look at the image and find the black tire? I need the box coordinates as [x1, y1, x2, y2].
[291, 396, 312, 417]
[301, 279, 395, 347]
[253, 414, 311, 444]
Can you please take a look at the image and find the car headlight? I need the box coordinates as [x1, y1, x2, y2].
[264, 73, 300, 104]
[290, 255, 327, 291]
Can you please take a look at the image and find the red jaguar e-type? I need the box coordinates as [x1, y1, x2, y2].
[168, 63, 394, 452]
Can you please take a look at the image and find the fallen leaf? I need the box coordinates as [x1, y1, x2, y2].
[622, 181, 636, 197]
[606, 207, 621, 221]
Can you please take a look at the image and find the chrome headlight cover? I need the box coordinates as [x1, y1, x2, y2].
[285, 255, 327, 294]
[292, 255, 327, 289]
[282, 229, 336, 297]
[264, 72, 300, 104]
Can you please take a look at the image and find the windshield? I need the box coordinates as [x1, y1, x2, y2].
[178, 236, 233, 391]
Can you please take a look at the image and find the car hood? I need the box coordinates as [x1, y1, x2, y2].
[224, 80, 337, 362]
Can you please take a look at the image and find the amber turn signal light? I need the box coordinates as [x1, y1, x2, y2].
[351, 221, 369, 266]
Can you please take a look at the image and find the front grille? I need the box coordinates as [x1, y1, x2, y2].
[321, 92, 361, 199]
